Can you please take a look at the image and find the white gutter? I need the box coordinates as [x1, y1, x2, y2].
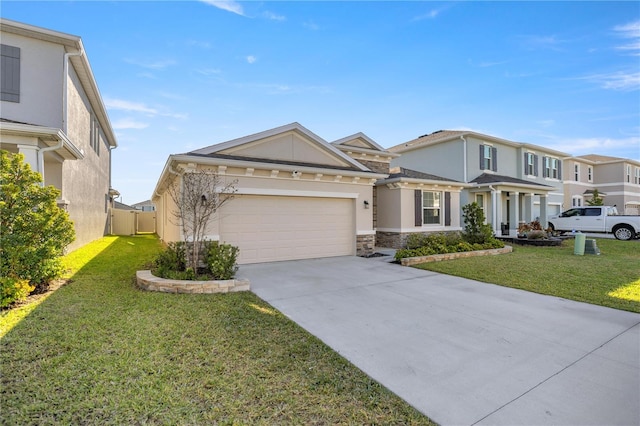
[37, 139, 63, 186]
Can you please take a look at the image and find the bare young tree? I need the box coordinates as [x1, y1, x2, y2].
[165, 166, 237, 271]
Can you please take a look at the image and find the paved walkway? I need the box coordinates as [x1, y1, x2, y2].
[238, 255, 640, 426]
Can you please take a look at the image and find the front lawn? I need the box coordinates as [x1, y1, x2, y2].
[413, 238, 640, 313]
[1, 235, 432, 425]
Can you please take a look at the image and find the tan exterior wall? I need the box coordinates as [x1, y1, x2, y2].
[376, 185, 403, 229]
[154, 162, 376, 247]
[221, 132, 351, 168]
[377, 183, 463, 234]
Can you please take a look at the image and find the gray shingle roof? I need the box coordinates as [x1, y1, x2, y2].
[389, 167, 461, 183]
[470, 173, 552, 187]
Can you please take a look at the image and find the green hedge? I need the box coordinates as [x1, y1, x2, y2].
[395, 233, 504, 261]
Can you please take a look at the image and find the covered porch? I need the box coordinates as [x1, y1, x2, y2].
[470, 174, 555, 237]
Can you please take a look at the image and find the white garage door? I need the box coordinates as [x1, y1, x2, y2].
[219, 195, 355, 264]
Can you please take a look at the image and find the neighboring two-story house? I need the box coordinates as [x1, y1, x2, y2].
[0, 18, 118, 251]
[564, 155, 640, 215]
[389, 130, 570, 237]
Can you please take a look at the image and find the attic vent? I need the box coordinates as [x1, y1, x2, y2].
[418, 134, 430, 138]
[432, 130, 444, 134]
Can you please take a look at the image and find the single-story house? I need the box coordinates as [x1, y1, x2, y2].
[152, 123, 388, 264]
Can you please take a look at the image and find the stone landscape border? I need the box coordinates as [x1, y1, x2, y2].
[136, 270, 250, 294]
[400, 246, 513, 266]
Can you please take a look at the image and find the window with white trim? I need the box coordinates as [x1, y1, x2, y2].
[422, 191, 441, 225]
[588, 166, 593, 182]
[543, 156, 561, 179]
[627, 165, 631, 183]
[480, 144, 497, 172]
[525, 152, 537, 176]
[635, 168, 640, 185]
[572, 196, 583, 207]
[574, 163, 579, 181]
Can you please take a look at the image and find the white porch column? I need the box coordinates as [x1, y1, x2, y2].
[492, 190, 502, 235]
[523, 193, 535, 223]
[17, 145, 40, 173]
[539, 194, 549, 228]
[509, 191, 520, 236]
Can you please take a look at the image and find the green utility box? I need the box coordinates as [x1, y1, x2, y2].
[574, 233, 586, 256]
[585, 239, 601, 255]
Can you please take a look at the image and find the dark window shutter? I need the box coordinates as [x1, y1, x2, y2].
[1, 44, 20, 102]
[557, 160, 562, 180]
[534, 155, 539, 176]
[491, 147, 498, 172]
[542, 156, 548, 178]
[444, 192, 451, 226]
[524, 153, 528, 173]
[414, 190, 422, 227]
[479, 145, 485, 170]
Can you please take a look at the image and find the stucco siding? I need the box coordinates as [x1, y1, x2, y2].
[0, 32, 64, 128]
[61, 64, 111, 251]
[376, 185, 402, 229]
[155, 163, 375, 246]
[596, 163, 624, 184]
[392, 140, 465, 182]
[221, 132, 351, 168]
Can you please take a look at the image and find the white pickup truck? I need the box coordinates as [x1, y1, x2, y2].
[548, 206, 640, 240]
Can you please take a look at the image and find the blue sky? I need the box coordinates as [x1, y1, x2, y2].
[2, 1, 639, 204]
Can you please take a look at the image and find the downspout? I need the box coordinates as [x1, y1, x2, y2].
[37, 138, 63, 187]
[460, 135, 468, 182]
[108, 145, 117, 234]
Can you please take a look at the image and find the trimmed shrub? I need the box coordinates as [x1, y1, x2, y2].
[152, 241, 187, 278]
[1, 277, 35, 308]
[0, 151, 75, 288]
[462, 202, 495, 245]
[151, 240, 239, 281]
[205, 241, 239, 280]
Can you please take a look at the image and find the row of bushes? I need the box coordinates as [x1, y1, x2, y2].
[152, 240, 239, 281]
[394, 202, 504, 261]
[395, 232, 504, 260]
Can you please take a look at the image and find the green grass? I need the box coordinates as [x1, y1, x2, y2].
[414, 238, 640, 313]
[0, 235, 432, 425]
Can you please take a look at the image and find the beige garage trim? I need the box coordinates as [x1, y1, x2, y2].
[219, 195, 355, 264]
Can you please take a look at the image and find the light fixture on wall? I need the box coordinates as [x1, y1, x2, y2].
[364, 200, 370, 209]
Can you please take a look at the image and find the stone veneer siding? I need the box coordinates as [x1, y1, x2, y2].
[356, 234, 376, 256]
[376, 230, 462, 249]
[357, 159, 390, 175]
[136, 270, 250, 294]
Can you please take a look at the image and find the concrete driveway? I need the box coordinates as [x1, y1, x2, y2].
[238, 255, 640, 426]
